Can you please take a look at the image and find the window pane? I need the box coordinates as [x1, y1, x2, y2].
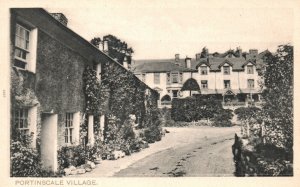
[14, 59, 27, 69]
[25, 41, 29, 50]
[25, 31, 30, 40]
[20, 27, 25, 38]
[16, 25, 20, 35]
[70, 128, 73, 143]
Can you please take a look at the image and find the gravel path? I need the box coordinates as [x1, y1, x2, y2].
[73, 126, 240, 177]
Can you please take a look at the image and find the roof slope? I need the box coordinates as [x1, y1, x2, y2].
[133, 60, 197, 73]
[134, 55, 265, 73]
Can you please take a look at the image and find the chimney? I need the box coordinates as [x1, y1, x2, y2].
[123, 56, 128, 69]
[196, 53, 201, 60]
[103, 40, 109, 54]
[175, 54, 180, 62]
[50, 13, 68, 26]
[236, 47, 242, 57]
[249, 49, 258, 55]
[185, 57, 191, 69]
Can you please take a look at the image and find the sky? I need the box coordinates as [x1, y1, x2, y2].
[45, 1, 294, 60]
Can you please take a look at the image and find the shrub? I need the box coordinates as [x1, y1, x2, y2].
[11, 140, 41, 177]
[212, 109, 233, 127]
[171, 95, 225, 122]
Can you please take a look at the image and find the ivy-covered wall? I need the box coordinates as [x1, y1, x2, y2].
[35, 30, 92, 146]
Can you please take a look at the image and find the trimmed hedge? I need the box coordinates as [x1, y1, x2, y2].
[171, 95, 233, 127]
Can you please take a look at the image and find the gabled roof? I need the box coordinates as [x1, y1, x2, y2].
[242, 59, 256, 67]
[218, 59, 234, 68]
[195, 59, 210, 69]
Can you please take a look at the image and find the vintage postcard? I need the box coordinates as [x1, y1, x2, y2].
[1, 0, 299, 187]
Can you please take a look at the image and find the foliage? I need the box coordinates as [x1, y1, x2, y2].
[260, 44, 293, 150]
[171, 95, 231, 125]
[143, 107, 162, 143]
[10, 130, 57, 177]
[11, 136, 40, 177]
[212, 109, 233, 127]
[234, 107, 262, 137]
[200, 47, 209, 58]
[181, 78, 200, 96]
[83, 66, 108, 115]
[91, 34, 134, 65]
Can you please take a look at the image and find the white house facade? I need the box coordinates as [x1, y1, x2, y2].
[133, 49, 269, 108]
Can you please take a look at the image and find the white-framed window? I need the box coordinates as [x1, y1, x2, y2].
[224, 80, 231, 89]
[171, 73, 179, 83]
[201, 80, 208, 89]
[14, 108, 29, 135]
[200, 66, 208, 75]
[14, 24, 30, 69]
[247, 65, 254, 74]
[154, 73, 160, 84]
[223, 66, 230, 75]
[247, 79, 255, 88]
[65, 113, 74, 144]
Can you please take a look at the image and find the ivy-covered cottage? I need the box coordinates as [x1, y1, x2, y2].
[10, 8, 158, 175]
[133, 48, 271, 108]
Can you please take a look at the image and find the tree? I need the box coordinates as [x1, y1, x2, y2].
[200, 47, 209, 58]
[90, 37, 101, 48]
[181, 78, 200, 96]
[90, 35, 134, 65]
[234, 107, 261, 137]
[261, 44, 293, 150]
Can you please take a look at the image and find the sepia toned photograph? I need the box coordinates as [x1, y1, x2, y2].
[1, 0, 299, 185]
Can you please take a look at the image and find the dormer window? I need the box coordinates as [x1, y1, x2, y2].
[200, 66, 208, 75]
[247, 65, 254, 74]
[223, 66, 230, 75]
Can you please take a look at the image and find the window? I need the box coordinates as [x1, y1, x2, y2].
[224, 80, 231, 89]
[14, 24, 30, 69]
[201, 80, 208, 89]
[172, 90, 179, 98]
[171, 73, 179, 83]
[248, 79, 255, 88]
[223, 66, 230, 75]
[200, 66, 208, 75]
[154, 73, 160, 84]
[247, 65, 254, 74]
[65, 113, 74, 144]
[14, 108, 29, 135]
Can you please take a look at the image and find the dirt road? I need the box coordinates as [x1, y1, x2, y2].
[114, 127, 238, 177]
[75, 126, 240, 177]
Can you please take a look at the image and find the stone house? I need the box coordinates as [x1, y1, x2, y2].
[133, 48, 270, 108]
[10, 8, 155, 172]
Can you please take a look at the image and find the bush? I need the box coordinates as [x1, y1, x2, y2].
[212, 109, 233, 127]
[10, 132, 58, 177]
[143, 107, 162, 143]
[11, 140, 41, 177]
[171, 95, 224, 122]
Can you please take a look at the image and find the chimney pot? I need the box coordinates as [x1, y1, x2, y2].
[103, 40, 109, 53]
[50, 13, 68, 26]
[175, 54, 180, 62]
[185, 57, 191, 69]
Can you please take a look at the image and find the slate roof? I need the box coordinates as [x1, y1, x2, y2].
[133, 50, 267, 73]
[133, 60, 197, 73]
